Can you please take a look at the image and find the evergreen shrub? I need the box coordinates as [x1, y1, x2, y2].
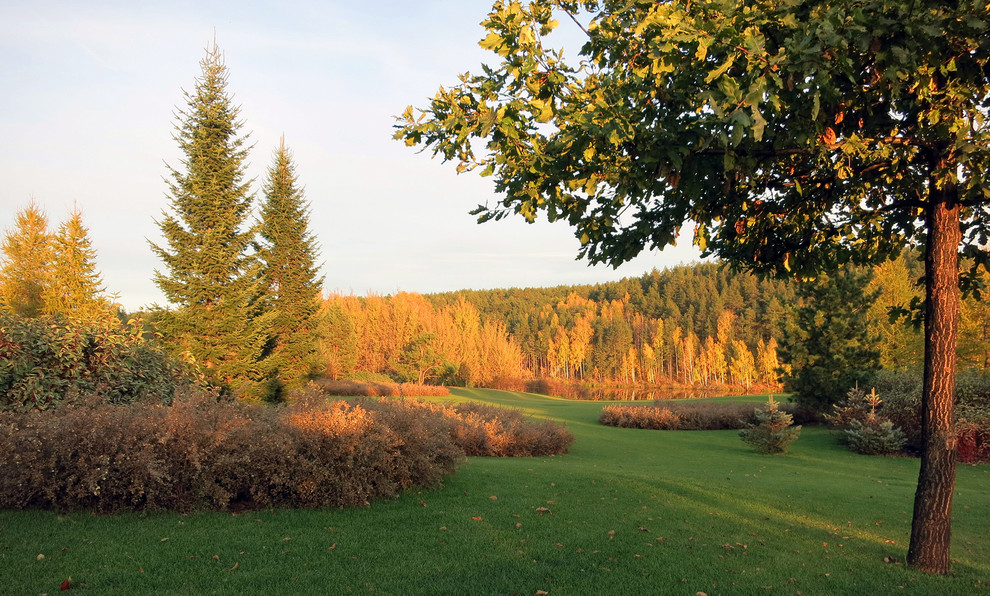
[826, 387, 906, 455]
[0, 312, 191, 411]
[845, 419, 907, 455]
[739, 397, 802, 454]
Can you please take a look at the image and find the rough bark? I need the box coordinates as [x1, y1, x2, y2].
[907, 181, 960, 574]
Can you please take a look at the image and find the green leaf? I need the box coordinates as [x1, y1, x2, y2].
[479, 32, 503, 51]
[704, 56, 735, 84]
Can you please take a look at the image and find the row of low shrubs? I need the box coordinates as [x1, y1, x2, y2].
[0, 388, 573, 513]
[295, 383, 573, 458]
[598, 399, 804, 431]
[490, 377, 586, 398]
[599, 397, 804, 455]
[597, 370, 989, 463]
[313, 378, 450, 398]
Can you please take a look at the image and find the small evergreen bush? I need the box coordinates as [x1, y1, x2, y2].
[739, 397, 801, 454]
[845, 419, 907, 455]
[827, 387, 906, 455]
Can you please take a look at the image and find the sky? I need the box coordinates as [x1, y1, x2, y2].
[0, 0, 703, 312]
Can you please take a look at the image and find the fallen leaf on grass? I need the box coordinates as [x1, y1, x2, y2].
[490, 495, 498, 500]
[37, 554, 45, 560]
[230, 562, 239, 570]
[329, 544, 337, 550]
[536, 507, 552, 515]
[160, 537, 169, 542]
[60, 578, 70, 591]
[472, 516, 483, 521]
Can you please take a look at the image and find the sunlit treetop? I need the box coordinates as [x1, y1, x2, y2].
[397, 0, 989, 284]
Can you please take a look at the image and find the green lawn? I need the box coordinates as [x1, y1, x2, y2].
[2, 389, 988, 595]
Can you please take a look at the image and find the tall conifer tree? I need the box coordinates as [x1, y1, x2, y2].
[784, 267, 882, 415]
[0, 201, 52, 317]
[150, 42, 273, 397]
[43, 206, 113, 321]
[258, 138, 324, 386]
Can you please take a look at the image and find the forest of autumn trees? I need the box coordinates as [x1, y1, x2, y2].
[310, 253, 990, 391]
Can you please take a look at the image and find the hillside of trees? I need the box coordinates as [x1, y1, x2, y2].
[313, 253, 987, 393]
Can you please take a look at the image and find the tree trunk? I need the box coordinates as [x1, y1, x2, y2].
[907, 182, 960, 574]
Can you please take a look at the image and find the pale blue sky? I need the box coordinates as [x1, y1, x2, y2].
[0, 0, 702, 311]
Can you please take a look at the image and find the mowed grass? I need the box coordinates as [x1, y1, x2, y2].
[1, 389, 988, 595]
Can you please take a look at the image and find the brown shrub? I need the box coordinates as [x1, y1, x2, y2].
[599, 404, 682, 430]
[398, 383, 452, 397]
[300, 382, 572, 457]
[446, 402, 574, 457]
[489, 376, 528, 392]
[0, 388, 461, 513]
[599, 399, 799, 431]
[311, 379, 449, 398]
[0, 387, 572, 513]
[524, 378, 585, 399]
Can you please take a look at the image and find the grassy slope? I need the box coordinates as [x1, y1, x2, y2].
[1, 389, 987, 595]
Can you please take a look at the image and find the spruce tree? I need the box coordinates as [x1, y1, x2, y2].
[257, 138, 324, 387]
[0, 201, 52, 317]
[784, 267, 882, 416]
[150, 42, 273, 398]
[317, 301, 358, 381]
[43, 206, 114, 321]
